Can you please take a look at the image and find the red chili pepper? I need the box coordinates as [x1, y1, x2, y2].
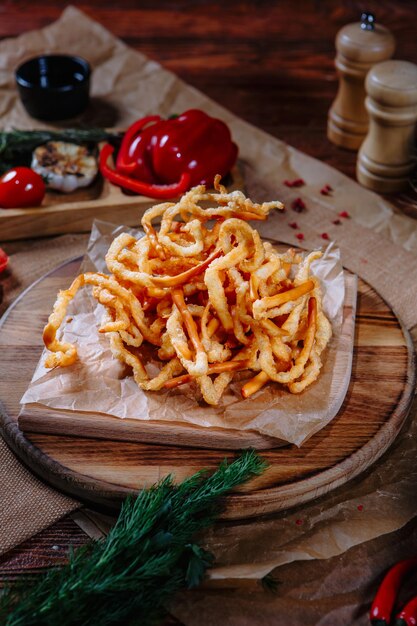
[0, 247, 9, 273]
[296, 233, 304, 241]
[101, 109, 238, 199]
[100, 144, 192, 200]
[396, 595, 417, 626]
[289, 222, 298, 229]
[321, 233, 330, 240]
[332, 219, 342, 225]
[339, 210, 350, 218]
[370, 556, 417, 626]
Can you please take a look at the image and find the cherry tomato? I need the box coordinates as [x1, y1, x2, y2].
[0, 248, 8, 273]
[0, 167, 45, 208]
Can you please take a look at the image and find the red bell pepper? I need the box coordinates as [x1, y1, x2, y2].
[100, 109, 238, 199]
[0, 247, 8, 273]
[100, 144, 192, 200]
[115, 115, 162, 182]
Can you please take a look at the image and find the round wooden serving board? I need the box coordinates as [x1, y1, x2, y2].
[0, 258, 415, 520]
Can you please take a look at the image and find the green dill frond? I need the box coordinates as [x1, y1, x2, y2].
[0, 450, 266, 626]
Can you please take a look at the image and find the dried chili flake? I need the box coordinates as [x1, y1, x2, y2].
[332, 219, 341, 225]
[284, 178, 305, 188]
[339, 210, 350, 218]
[320, 183, 333, 196]
[288, 222, 299, 229]
[295, 519, 304, 526]
[291, 197, 306, 212]
[295, 233, 305, 241]
[321, 233, 330, 240]
[357, 504, 364, 512]
[320, 184, 334, 196]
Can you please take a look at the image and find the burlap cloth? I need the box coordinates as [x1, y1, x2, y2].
[0, 234, 87, 555]
[0, 7, 416, 624]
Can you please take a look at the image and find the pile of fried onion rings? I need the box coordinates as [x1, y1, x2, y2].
[43, 176, 332, 405]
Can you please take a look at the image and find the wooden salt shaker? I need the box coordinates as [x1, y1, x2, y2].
[327, 13, 395, 150]
[357, 60, 417, 193]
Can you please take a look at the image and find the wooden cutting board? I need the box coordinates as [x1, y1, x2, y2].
[0, 258, 415, 519]
[0, 166, 244, 242]
[0, 176, 146, 242]
[17, 268, 357, 451]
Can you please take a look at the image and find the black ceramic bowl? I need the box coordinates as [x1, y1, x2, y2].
[15, 54, 91, 121]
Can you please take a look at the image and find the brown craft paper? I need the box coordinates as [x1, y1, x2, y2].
[170, 515, 417, 626]
[20, 220, 355, 447]
[0, 8, 416, 625]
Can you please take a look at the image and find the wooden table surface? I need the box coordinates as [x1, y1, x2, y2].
[1, 0, 417, 619]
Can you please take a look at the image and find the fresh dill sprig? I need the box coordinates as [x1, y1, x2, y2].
[0, 449, 267, 626]
[0, 128, 121, 173]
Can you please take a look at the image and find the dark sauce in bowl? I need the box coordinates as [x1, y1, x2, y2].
[15, 55, 91, 121]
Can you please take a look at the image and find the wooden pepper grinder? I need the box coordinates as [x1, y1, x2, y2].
[327, 13, 395, 150]
[357, 60, 417, 193]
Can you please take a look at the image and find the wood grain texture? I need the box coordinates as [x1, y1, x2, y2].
[19, 409, 281, 451]
[0, 166, 244, 242]
[0, 254, 414, 520]
[0, 517, 88, 585]
[0, 176, 176, 242]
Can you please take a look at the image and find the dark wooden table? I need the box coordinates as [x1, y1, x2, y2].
[1, 0, 416, 618]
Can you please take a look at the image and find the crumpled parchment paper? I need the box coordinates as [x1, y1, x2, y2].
[20, 220, 356, 446]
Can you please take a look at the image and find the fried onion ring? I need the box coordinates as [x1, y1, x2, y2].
[43, 178, 332, 405]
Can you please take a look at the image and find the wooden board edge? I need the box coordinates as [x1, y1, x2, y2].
[0, 164, 245, 242]
[0, 258, 415, 520]
[220, 319, 416, 519]
[15, 267, 357, 452]
[18, 407, 283, 451]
